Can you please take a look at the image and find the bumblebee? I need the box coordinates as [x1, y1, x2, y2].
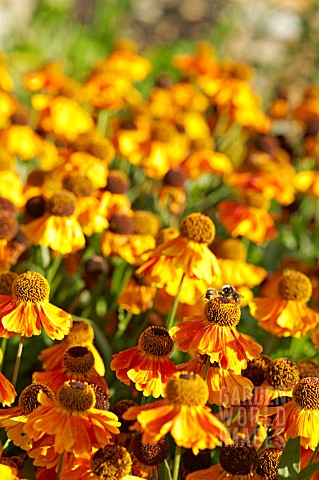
[219, 284, 242, 304]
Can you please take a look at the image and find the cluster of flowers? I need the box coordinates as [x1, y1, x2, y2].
[0, 40, 319, 479]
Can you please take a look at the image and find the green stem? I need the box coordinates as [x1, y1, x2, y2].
[140, 395, 147, 406]
[166, 273, 185, 330]
[12, 337, 24, 388]
[172, 444, 182, 480]
[163, 459, 173, 480]
[97, 109, 109, 137]
[309, 442, 319, 465]
[114, 311, 134, 340]
[56, 452, 64, 480]
[0, 338, 7, 373]
[203, 355, 210, 381]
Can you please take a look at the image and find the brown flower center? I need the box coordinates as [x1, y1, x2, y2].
[204, 295, 241, 327]
[57, 381, 95, 412]
[0, 271, 18, 295]
[182, 449, 212, 473]
[111, 399, 137, 434]
[26, 196, 46, 218]
[64, 174, 95, 197]
[133, 433, 170, 466]
[166, 372, 208, 406]
[297, 359, 319, 378]
[109, 213, 134, 235]
[179, 213, 215, 244]
[90, 445, 132, 480]
[277, 271, 312, 302]
[242, 355, 272, 387]
[256, 447, 283, 480]
[138, 326, 174, 357]
[163, 167, 187, 187]
[91, 384, 110, 411]
[106, 170, 130, 194]
[0, 212, 18, 241]
[219, 441, 258, 476]
[63, 346, 95, 374]
[13, 271, 50, 303]
[293, 377, 319, 410]
[19, 383, 55, 414]
[46, 190, 76, 217]
[265, 358, 300, 390]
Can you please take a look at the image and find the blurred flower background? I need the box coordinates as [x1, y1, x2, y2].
[2, 0, 319, 93]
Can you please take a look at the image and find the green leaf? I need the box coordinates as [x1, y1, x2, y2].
[278, 437, 301, 479]
[298, 461, 319, 480]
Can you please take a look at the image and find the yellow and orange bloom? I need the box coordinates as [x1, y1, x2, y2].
[111, 326, 177, 398]
[212, 238, 267, 289]
[137, 213, 221, 291]
[38, 320, 105, 376]
[218, 192, 277, 244]
[118, 272, 157, 315]
[170, 294, 262, 373]
[0, 271, 72, 339]
[23, 381, 120, 454]
[21, 190, 86, 255]
[272, 377, 319, 450]
[60, 446, 143, 480]
[33, 345, 108, 396]
[99, 169, 132, 219]
[124, 372, 232, 454]
[0, 149, 24, 207]
[1, 125, 42, 161]
[177, 355, 254, 407]
[0, 383, 55, 451]
[0, 349, 16, 406]
[249, 271, 319, 338]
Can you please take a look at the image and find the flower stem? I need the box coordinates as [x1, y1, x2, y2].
[203, 355, 210, 381]
[114, 311, 134, 340]
[0, 337, 7, 372]
[12, 336, 24, 388]
[172, 444, 182, 480]
[56, 452, 64, 480]
[166, 273, 185, 330]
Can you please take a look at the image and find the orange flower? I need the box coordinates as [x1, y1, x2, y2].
[60, 446, 143, 480]
[38, 320, 105, 376]
[272, 377, 319, 450]
[186, 441, 259, 480]
[218, 193, 277, 244]
[0, 149, 24, 207]
[124, 372, 232, 454]
[212, 238, 267, 289]
[118, 273, 157, 315]
[101, 212, 159, 265]
[177, 355, 254, 407]
[0, 271, 72, 339]
[170, 294, 262, 373]
[136, 213, 221, 290]
[0, 383, 55, 451]
[33, 345, 109, 396]
[111, 326, 177, 398]
[99, 170, 132, 219]
[1, 125, 42, 160]
[0, 349, 16, 406]
[23, 381, 120, 454]
[21, 191, 86, 255]
[249, 271, 319, 337]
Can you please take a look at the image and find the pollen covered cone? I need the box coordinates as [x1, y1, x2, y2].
[259, 357, 300, 405]
[0, 271, 72, 339]
[272, 377, 319, 450]
[21, 190, 86, 254]
[38, 320, 105, 376]
[186, 440, 259, 480]
[249, 271, 319, 337]
[136, 213, 221, 287]
[170, 295, 262, 373]
[110, 326, 177, 398]
[123, 372, 232, 454]
[218, 193, 277, 244]
[23, 380, 120, 454]
[60, 445, 143, 480]
[177, 356, 254, 407]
